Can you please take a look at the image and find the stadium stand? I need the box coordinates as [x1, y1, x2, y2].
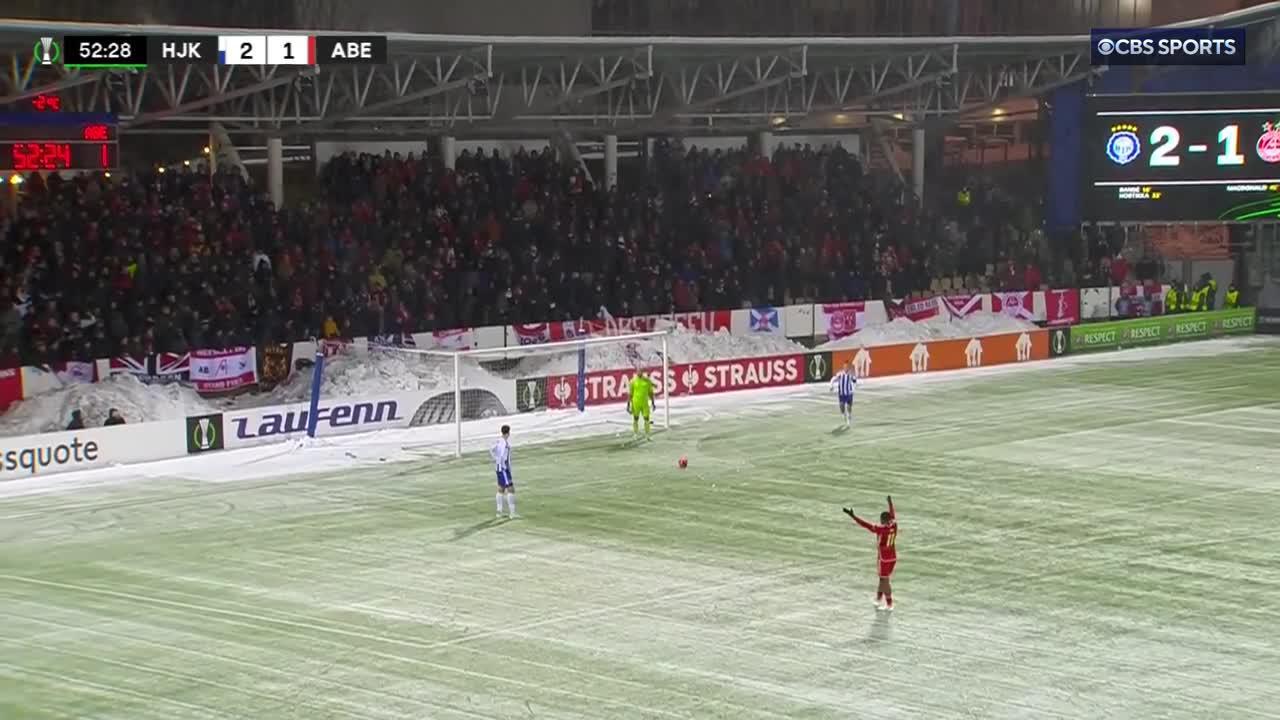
[2, 143, 1087, 367]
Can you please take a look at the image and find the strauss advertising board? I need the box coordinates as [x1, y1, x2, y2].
[534, 353, 813, 409]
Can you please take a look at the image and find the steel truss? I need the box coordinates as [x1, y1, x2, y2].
[1, 7, 1278, 138]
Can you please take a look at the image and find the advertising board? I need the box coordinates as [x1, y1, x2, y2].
[539, 353, 808, 409]
[830, 331, 1049, 378]
[218, 381, 517, 450]
[1258, 307, 1280, 335]
[518, 333, 1050, 414]
[0, 420, 186, 481]
[1067, 308, 1256, 353]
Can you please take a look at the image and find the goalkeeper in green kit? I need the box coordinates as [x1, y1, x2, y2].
[627, 372, 657, 438]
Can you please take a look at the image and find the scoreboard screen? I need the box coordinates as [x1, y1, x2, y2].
[1084, 93, 1280, 222]
[0, 113, 118, 172]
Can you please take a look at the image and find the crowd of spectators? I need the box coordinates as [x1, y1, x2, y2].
[2, 138, 1105, 367]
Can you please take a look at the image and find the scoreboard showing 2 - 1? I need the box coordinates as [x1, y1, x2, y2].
[1085, 93, 1280, 222]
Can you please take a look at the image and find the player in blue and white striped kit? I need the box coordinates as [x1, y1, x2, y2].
[490, 425, 517, 518]
[830, 361, 857, 426]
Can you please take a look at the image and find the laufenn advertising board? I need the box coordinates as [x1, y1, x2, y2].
[223, 394, 422, 449]
[0, 420, 186, 481]
[1068, 308, 1256, 353]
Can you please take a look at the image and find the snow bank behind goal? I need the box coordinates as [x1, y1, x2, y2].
[369, 328, 673, 457]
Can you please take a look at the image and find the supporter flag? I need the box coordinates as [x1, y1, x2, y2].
[1045, 288, 1081, 326]
[371, 333, 416, 348]
[108, 353, 189, 383]
[430, 329, 474, 350]
[991, 291, 1036, 321]
[749, 307, 781, 334]
[190, 347, 258, 393]
[1121, 283, 1165, 315]
[109, 355, 149, 377]
[156, 352, 190, 381]
[671, 311, 731, 333]
[0, 368, 22, 413]
[320, 338, 352, 357]
[820, 302, 867, 340]
[941, 294, 983, 319]
[258, 344, 291, 388]
[513, 323, 552, 345]
[52, 360, 96, 384]
[885, 297, 941, 322]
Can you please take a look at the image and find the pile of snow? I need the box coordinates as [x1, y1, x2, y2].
[256, 349, 506, 406]
[504, 326, 806, 377]
[818, 313, 1038, 350]
[0, 326, 805, 437]
[0, 374, 214, 436]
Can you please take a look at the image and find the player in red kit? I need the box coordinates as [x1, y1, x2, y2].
[843, 496, 898, 610]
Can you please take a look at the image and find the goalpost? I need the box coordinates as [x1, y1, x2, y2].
[387, 328, 673, 457]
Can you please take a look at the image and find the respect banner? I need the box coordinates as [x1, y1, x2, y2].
[1068, 308, 1256, 353]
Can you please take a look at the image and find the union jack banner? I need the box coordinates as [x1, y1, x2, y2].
[108, 353, 189, 382]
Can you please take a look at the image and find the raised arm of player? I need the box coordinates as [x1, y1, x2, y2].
[886, 495, 895, 520]
[843, 507, 879, 533]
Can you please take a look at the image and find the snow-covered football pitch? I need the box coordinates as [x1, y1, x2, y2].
[2, 337, 1279, 719]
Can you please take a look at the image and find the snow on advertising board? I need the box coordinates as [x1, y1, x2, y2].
[0, 420, 186, 481]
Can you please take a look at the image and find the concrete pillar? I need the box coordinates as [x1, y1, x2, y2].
[757, 131, 776, 159]
[911, 126, 926, 205]
[267, 136, 284, 208]
[441, 135, 458, 170]
[604, 134, 619, 190]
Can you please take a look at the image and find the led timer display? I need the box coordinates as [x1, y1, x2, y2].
[3, 142, 117, 171]
[0, 112, 119, 173]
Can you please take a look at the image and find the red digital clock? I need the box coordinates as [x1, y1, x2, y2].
[2, 142, 117, 171]
[0, 112, 119, 172]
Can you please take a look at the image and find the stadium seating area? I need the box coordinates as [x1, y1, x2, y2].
[2, 141, 1067, 366]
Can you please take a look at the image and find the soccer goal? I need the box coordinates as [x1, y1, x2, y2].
[382, 328, 673, 457]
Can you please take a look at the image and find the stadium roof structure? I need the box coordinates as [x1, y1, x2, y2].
[1, 5, 1279, 139]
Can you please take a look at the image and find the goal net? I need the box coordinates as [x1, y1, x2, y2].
[359, 329, 673, 457]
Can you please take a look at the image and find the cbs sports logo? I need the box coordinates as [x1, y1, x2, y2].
[1091, 29, 1244, 65]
